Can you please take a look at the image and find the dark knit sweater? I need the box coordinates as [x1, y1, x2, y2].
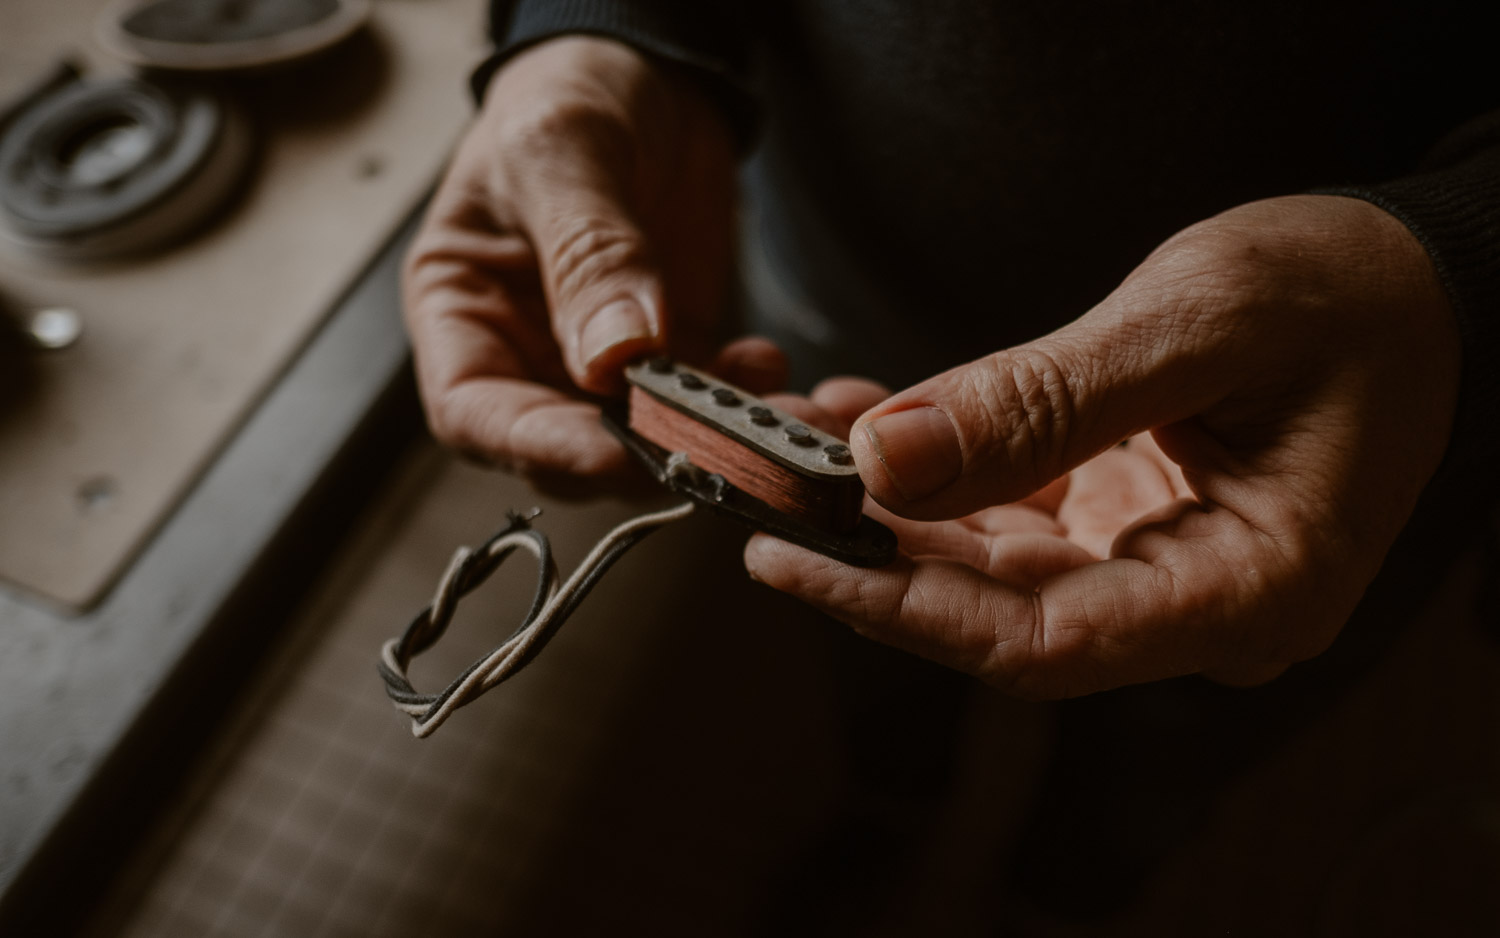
[478, 0, 1500, 605]
[481, 0, 1498, 479]
[472, 0, 1500, 909]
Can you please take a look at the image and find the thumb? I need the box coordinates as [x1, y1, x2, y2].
[526, 186, 666, 394]
[849, 313, 1225, 521]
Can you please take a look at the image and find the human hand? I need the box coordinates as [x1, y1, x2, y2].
[403, 37, 780, 494]
[745, 195, 1462, 696]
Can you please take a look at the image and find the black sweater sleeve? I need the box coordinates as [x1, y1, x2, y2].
[1326, 115, 1500, 495]
[471, 0, 755, 143]
[466, 2, 1498, 505]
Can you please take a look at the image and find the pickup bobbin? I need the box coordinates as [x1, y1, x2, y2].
[606, 357, 898, 567]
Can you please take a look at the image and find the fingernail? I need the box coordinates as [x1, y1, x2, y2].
[862, 406, 962, 501]
[579, 298, 653, 370]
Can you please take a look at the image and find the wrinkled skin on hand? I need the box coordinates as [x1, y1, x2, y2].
[402, 41, 1461, 695]
[746, 196, 1462, 697]
[403, 37, 783, 496]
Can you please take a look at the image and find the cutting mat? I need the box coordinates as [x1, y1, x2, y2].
[0, 0, 485, 609]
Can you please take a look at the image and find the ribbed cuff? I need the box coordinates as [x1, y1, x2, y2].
[471, 0, 757, 150]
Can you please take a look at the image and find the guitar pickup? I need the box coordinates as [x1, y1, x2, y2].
[601, 357, 898, 567]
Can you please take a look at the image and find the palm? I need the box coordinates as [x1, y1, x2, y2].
[867, 433, 1191, 587]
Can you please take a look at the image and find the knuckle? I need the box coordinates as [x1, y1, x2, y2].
[1006, 598, 1115, 700]
[401, 233, 447, 313]
[400, 256, 457, 326]
[1163, 217, 1266, 271]
[424, 388, 512, 472]
[423, 391, 470, 452]
[1152, 221, 1288, 312]
[835, 568, 915, 643]
[1110, 225, 1283, 364]
[968, 347, 1081, 488]
[546, 218, 646, 303]
[500, 97, 633, 181]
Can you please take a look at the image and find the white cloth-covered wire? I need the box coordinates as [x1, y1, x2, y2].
[378, 501, 696, 738]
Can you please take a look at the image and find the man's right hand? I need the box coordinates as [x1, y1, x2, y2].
[404, 36, 776, 495]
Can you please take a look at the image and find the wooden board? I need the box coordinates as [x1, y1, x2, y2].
[0, 0, 486, 609]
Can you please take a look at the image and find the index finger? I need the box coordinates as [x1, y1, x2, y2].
[744, 498, 1332, 698]
[403, 230, 640, 484]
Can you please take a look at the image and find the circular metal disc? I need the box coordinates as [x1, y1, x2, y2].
[97, 0, 372, 71]
[0, 76, 252, 260]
